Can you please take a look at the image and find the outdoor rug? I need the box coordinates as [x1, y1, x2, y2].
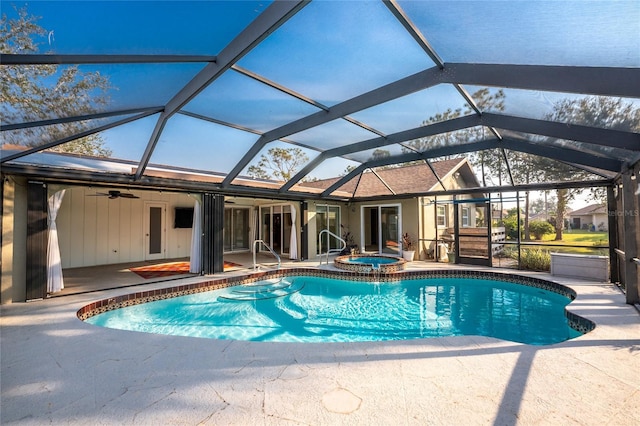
[130, 261, 242, 279]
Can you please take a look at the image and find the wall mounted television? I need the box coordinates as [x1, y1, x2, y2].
[174, 207, 194, 228]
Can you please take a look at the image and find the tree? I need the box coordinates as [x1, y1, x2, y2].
[403, 88, 508, 185]
[540, 96, 640, 240]
[529, 192, 557, 217]
[465, 89, 508, 187]
[371, 148, 391, 161]
[1, 6, 112, 156]
[403, 108, 464, 153]
[247, 147, 309, 181]
[341, 164, 357, 176]
[507, 150, 546, 240]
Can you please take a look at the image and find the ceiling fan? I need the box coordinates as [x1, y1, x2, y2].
[91, 190, 140, 199]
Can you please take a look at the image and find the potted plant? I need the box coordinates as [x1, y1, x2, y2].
[446, 241, 456, 263]
[402, 232, 415, 261]
[340, 224, 358, 255]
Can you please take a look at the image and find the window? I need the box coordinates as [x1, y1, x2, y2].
[437, 205, 447, 227]
[462, 207, 470, 227]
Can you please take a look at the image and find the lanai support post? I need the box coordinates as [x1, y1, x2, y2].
[453, 195, 459, 264]
[26, 181, 47, 301]
[622, 172, 639, 305]
[301, 202, 308, 261]
[203, 193, 224, 274]
[606, 185, 619, 284]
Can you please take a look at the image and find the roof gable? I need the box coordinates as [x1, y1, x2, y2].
[569, 203, 608, 216]
[300, 158, 477, 198]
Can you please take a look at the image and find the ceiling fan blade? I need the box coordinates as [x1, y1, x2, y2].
[87, 190, 138, 199]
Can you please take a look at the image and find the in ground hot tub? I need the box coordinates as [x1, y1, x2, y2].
[334, 254, 406, 273]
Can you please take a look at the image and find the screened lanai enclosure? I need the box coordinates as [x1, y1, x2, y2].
[1, 1, 639, 305]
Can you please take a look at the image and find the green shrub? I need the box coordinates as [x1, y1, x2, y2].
[498, 216, 521, 240]
[517, 248, 551, 271]
[500, 245, 517, 259]
[529, 220, 555, 240]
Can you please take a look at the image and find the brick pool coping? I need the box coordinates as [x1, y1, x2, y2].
[334, 254, 406, 273]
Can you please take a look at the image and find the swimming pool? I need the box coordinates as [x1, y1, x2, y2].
[82, 271, 591, 345]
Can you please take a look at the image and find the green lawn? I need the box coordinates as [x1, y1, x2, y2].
[530, 230, 608, 254]
[501, 230, 610, 270]
[539, 230, 608, 245]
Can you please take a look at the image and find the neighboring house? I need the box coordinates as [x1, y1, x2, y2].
[568, 204, 608, 231]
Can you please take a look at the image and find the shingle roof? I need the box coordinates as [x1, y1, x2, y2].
[569, 203, 607, 216]
[300, 158, 471, 198]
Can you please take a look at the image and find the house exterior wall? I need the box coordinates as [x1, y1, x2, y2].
[420, 196, 437, 259]
[570, 213, 608, 231]
[306, 204, 318, 258]
[1, 176, 28, 303]
[400, 198, 420, 254]
[56, 187, 194, 268]
[343, 202, 359, 245]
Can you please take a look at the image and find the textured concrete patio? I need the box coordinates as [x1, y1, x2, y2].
[2, 263, 639, 425]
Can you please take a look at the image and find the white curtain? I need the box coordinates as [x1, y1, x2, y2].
[289, 204, 298, 260]
[250, 207, 258, 253]
[189, 196, 202, 273]
[47, 189, 66, 293]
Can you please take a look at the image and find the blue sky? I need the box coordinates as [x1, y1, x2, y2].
[400, 0, 640, 67]
[9, 1, 268, 55]
[3, 0, 639, 181]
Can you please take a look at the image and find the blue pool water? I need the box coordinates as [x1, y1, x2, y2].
[86, 276, 582, 345]
[345, 256, 398, 267]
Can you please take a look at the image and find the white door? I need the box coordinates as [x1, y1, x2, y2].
[144, 202, 166, 260]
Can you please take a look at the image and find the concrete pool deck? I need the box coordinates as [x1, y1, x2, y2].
[2, 262, 639, 425]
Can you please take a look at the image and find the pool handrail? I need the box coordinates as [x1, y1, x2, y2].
[253, 239, 281, 270]
[319, 229, 346, 264]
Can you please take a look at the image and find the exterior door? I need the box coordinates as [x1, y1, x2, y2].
[316, 205, 340, 254]
[259, 204, 291, 256]
[361, 205, 401, 255]
[144, 202, 166, 260]
[224, 207, 250, 252]
[455, 200, 491, 266]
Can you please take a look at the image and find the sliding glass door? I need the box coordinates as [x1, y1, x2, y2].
[224, 207, 250, 252]
[259, 204, 292, 256]
[361, 204, 401, 255]
[316, 205, 341, 255]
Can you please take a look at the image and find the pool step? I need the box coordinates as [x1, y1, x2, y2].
[230, 279, 293, 294]
[218, 280, 304, 301]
